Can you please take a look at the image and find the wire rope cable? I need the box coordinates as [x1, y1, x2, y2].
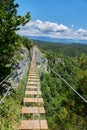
[50, 67, 87, 103]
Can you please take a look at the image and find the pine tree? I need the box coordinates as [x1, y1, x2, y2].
[0, 0, 31, 80]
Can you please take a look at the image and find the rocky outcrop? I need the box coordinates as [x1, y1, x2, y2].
[30, 46, 48, 73]
[0, 45, 30, 97]
[0, 45, 47, 103]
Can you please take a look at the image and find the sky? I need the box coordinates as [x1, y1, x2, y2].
[15, 0, 87, 40]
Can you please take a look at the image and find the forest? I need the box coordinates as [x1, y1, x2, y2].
[34, 40, 87, 57]
[34, 40, 87, 129]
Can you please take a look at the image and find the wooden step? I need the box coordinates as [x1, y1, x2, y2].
[28, 79, 40, 82]
[25, 91, 42, 95]
[22, 107, 45, 114]
[27, 81, 40, 84]
[40, 120, 48, 129]
[27, 83, 40, 86]
[27, 80, 40, 84]
[26, 86, 40, 89]
[19, 120, 39, 130]
[29, 73, 38, 75]
[23, 98, 44, 103]
[29, 71, 37, 73]
[28, 77, 39, 79]
[29, 72, 37, 74]
[28, 75, 39, 77]
[19, 120, 48, 130]
[29, 75, 39, 77]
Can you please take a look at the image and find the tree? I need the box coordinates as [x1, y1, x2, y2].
[0, 0, 31, 80]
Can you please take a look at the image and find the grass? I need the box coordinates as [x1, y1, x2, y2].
[0, 75, 27, 130]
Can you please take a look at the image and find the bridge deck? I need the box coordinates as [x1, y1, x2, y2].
[19, 49, 48, 130]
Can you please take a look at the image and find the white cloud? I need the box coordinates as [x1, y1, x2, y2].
[17, 19, 87, 40]
[77, 28, 87, 36]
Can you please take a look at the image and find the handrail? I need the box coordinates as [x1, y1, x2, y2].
[0, 65, 19, 86]
[0, 58, 30, 105]
[0, 84, 12, 104]
[50, 67, 87, 103]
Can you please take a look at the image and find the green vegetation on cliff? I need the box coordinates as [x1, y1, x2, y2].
[36, 40, 87, 130]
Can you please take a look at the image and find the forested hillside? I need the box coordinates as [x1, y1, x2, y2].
[34, 40, 87, 57]
[34, 40, 87, 129]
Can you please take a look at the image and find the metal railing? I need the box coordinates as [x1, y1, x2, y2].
[50, 67, 87, 103]
[0, 58, 29, 105]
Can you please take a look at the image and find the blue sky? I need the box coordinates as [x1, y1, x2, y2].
[15, 0, 87, 40]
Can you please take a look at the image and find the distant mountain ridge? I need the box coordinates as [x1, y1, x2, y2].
[28, 36, 87, 44]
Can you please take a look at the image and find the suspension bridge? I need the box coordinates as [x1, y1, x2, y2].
[19, 49, 48, 130]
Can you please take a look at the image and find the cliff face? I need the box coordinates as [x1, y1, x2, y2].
[0, 45, 47, 97]
[30, 46, 48, 73]
[0, 44, 30, 96]
[11, 45, 29, 88]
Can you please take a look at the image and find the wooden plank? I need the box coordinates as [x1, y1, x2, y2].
[27, 83, 40, 87]
[29, 75, 38, 77]
[41, 120, 48, 130]
[29, 75, 39, 77]
[27, 81, 40, 84]
[29, 73, 38, 74]
[19, 120, 40, 130]
[29, 76, 39, 78]
[29, 73, 38, 75]
[25, 91, 41, 95]
[22, 107, 45, 114]
[19, 120, 48, 130]
[28, 79, 40, 82]
[26, 86, 40, 89]
[23, 98, 44, 103]
[29, 72, 38, 74]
